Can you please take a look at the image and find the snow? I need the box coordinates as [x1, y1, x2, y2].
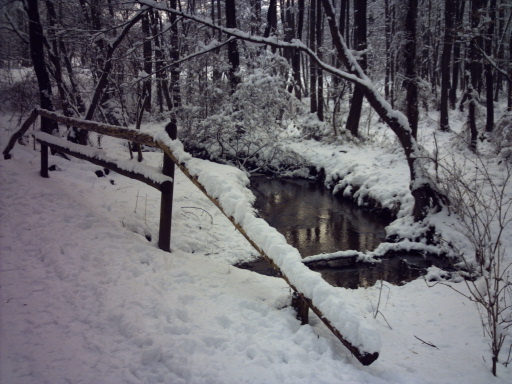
[156, 132, 381, 355]
[1, 111, 512, 383]
[33, 131, 173, 186]
[288, 139, 413, 217]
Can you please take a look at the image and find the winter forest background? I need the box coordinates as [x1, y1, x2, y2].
[2, 0, 510, 166]
[1, 0, 512, 382]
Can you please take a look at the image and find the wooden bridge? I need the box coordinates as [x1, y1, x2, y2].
[3, 108, 380, 366]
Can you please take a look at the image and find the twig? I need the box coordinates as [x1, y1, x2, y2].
[181, 206, 214, 225]
[376, 311, 392, 330]
[414, 335, 439, 349]
[134, 189, 139, 213]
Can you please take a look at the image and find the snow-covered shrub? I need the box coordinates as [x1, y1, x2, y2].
[437, 154, 512, 376]
[299, 112, 330, 140]
[0, 68, 38, 118]
[179, 53, 312, 174]
[491, 111, 512, 161]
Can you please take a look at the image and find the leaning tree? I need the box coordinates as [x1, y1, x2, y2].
[136, 0, 445, 222]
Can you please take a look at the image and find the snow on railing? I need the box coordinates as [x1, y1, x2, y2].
[3, 108, 380, 365]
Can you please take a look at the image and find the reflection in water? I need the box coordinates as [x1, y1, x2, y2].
[250, 176, 388, 256]
[311, 256, 437, 289]
[236, 176, 447, 289]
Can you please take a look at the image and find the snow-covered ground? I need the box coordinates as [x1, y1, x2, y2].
[1, 112, 511, 383]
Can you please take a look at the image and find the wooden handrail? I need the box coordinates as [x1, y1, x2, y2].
[156, 138, 379, 365]
[36, 108, 159, 148]
[32, 131, 173, 193]
[3, 108, 379, 366]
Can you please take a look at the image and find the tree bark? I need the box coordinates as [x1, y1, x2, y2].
[509, 21, 512, 112]
[309, 0, 318, 114]
[440, 0, 455, 131]
[316, 0, 324, 121]
[403, 0, 419, 139]
[292, 0, 305, 99]
[449, 0, 464, 110]
[150, 9, 172, 112]
[485, 0, 497, 132]
[26, 0, 59, 137]
[263, 0, 278, 38]
[468, 0, 485, 151]
[141, 13, 153, 113]
[384, 0, 391, 101]
[225, 0, 240, 91]
[346, 0, 367, 137]
[169, 0, 182, 112]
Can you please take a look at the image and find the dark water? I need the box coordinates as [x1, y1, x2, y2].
[250, 176, 388, 256]
[236, 176, 447, 289]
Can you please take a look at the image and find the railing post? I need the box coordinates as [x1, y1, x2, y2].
[158, 121, 177, 252]
[40, 143, 49, 178]
[291, 292, 309, 325]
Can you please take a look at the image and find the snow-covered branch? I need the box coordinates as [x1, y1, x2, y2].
[476, 44, 512, 84]
[135, 0, 364, 87]
[132, 38, 236, 85]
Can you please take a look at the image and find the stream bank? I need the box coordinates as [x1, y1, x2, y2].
[236, 175, 454, 289]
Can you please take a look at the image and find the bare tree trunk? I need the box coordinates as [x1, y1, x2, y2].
[345, 0, 367, 137]
[283, 0, 295, 63]
[26, 0, 58, 178]
[225, 0, 240, 92]
[468, 0, 485, 151]
[292, 0, 305, 99]
[316, 0, 324, 121]
[485, 0, 497, 132]
[264, 0, 278, 37]
[384, 0, 391, 101]
[403, 0, 419, 139]
[388, 1, 396, 108]
[450, 0, 464, 109]
[509, 23, 512, 111]
[440, 0, 454, 131]
[309, 0, 318, 114]
[44, 0, 73, 118]
[26, 0, 58, 136]
[150, 10, 172, 112]
[493, 3, 505, 102]
[141, 14, 152, 113]
[169, 0, 182, 111]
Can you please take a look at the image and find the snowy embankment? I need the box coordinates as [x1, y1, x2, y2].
[157, 132, 380, 357]
[1, 116, 510, 383]
[288, 139, 412, 219]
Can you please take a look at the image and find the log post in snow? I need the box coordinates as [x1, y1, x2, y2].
[159, 121, 177, 252]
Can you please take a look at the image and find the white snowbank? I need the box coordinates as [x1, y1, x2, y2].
[156, 132, 381, 354]
[1, 112, 511, 383]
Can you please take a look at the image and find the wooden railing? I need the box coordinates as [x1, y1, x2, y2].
[4, 108, 177, 252]
[3, 108, 379, 366]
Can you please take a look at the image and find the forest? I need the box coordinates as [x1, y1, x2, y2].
[1, 0, 512, 381]
[1, 0, 511, 220]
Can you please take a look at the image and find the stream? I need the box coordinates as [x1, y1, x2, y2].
[236, 176, 447, 289]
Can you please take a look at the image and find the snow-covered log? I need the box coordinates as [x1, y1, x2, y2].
[36, 108, 159, 148]
[32, 131, 173, 193]
[4, 109, 381, 366]
[155, 133, 380, 366]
